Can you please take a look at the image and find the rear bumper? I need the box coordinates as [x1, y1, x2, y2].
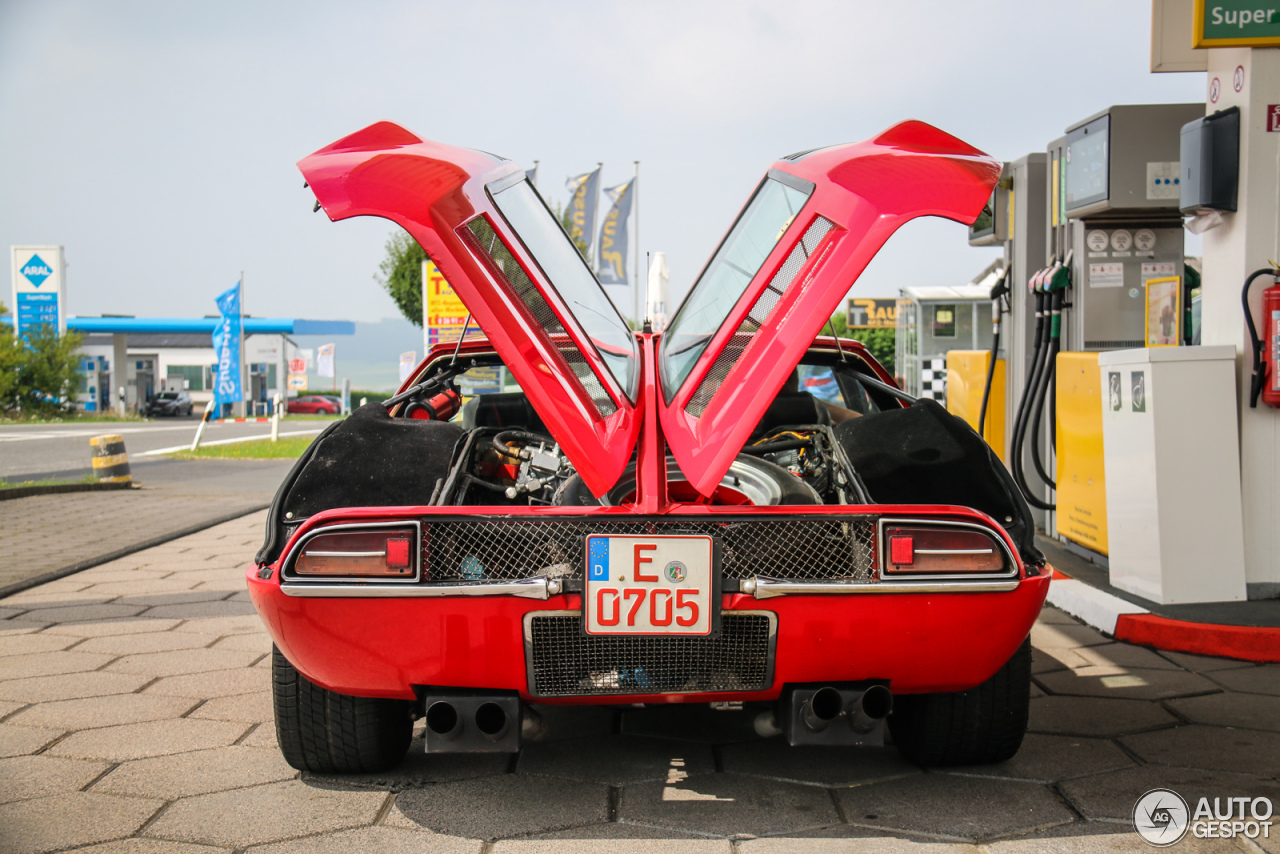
[247, 567, 1049, 702]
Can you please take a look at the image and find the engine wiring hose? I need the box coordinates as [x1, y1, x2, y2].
[491, 430, 554, 458]
[1028, 288, 1063, 491]
[978, 270, 1010, 440]
[1011, 286, 1053, 510]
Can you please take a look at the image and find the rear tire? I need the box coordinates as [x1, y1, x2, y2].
[272, 646, 413, 773]
[888, 637, 1030, 766]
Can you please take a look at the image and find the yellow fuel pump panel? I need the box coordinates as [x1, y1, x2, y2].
[1055, 351, 1107, 555]
[945, 351, 1005, 463]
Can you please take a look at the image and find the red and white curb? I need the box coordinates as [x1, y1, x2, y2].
[1047, 568, 1280, 663]
[213, 417, 272, 423]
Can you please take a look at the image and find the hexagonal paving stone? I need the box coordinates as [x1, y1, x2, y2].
[1166, 691, 1280, 732]
[0, 724, 61, 758]
[74, 631, 218, 656]
[0, 755, 110, 804]
[143, 600, 256, 620]
[1156, 650, 1255, 673]
[169, 614, 265, 635]
[41, 618, 182, 638]
[833, 774, 1075, 842]
[1031, 647, 1086, 675]
[146, 779, 388, 847]
[0, 650, 115, 681]
[105, 647, 259, 677]
[1058, 764, 1280, 821]
[393, 774, 609, 839]
[494, 839, 730, 853]
[0, 671, 150, 704]
[1028, 695, 1178, 737]
[240, 723, 279, 750]
[76, 579, 201, 596]
[1035, 666, 1219, 701]
[987, 819, 1253, 852]
[7, 693, 195, 730]
[246, 826, 479, 854]
[48, 718, 246, 762]
[117, 590, 232, 608]
[0, 791, 162, 853]
[1073, 643, 1183, 671]
[14, 603, 146, 623]
[3, 591, 109, 609]
[93, 744, 296, 798]
[741, 835, 977, 853]
[944, 733, 1133, 783]
[49, 841, 228, 854]
[143, 665, 269, 698]
[209, 632, 271, 653]
[0, 634, 76, 658]
[0, 699, 26, 719]
[1120, 723, 1280, 776]
[188, 690, 273, 723]
[307, 743, 509, 789]
[620, 772, 838, 838]
[1029, 623, 1111, 650]
[519, 734, 714, 786]
[719, 740, 919, 788]
[506, 822, 720, 842]
[1208, 665, 1280, 696]
[621, 705, 765, 744]
[1037, 607, 1087, 625]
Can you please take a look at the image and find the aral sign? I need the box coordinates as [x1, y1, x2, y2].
[10, 245, 66, 338]
[1194, 0, 1280, 47]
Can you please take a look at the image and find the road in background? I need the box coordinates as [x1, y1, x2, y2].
[0, 420, 327, 481]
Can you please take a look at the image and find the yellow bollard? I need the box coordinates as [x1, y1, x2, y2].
[89, 434, 132, 484]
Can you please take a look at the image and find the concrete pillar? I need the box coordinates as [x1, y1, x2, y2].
[1200, 47, 1280, 599]
[111, 333, 127, 417]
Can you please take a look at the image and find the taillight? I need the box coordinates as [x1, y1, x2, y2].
[293, 529, 417, 578]
[882, 525, 1006, 575]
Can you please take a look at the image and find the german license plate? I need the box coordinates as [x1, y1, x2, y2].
[583, 535, 718, 636]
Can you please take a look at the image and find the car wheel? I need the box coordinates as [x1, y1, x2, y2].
[887, 637, 1030, 766]
[271, 646, 413, 773]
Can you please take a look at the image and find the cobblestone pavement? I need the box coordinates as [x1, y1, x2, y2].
[1, 511, 1278, 852]
[0, 460, 290, 589]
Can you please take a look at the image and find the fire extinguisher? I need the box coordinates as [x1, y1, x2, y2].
[1243, 266, 1280, 409]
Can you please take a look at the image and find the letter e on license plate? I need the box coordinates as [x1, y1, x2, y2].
[584, 535, 718, 636]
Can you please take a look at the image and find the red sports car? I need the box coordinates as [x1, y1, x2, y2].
[248, 121, 1049, 774]
[286, 395, 340, 415]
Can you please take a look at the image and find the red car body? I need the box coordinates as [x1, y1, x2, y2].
[248, 120, 1050, 770]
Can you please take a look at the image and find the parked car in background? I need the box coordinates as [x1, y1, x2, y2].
[145, 390, 193, 417]
[287, 395, 340, 415]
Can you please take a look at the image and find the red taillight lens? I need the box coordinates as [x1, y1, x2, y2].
[293, 529, 417, 577]
[883, 525, 1005, 575]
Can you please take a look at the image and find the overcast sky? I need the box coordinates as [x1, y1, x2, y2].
[1, 1, 1206, 327]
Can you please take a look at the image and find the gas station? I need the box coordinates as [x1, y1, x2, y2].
[931, 4, 1280, 657]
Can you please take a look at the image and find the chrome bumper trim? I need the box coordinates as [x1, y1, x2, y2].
[741, 576, 1019, 599]
[280, 576, 562, 599]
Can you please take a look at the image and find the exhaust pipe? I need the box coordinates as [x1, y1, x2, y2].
[475, 701, 510, 742]
[848, 685, 893, 734]
[801, 686, 844, 733]
[426, 701, 462, 741]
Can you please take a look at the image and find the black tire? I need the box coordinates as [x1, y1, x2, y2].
[888, 637, 1031, 766]
[272, 646, 413, 773]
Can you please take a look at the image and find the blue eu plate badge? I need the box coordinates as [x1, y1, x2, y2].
[588, 537, 609, 581]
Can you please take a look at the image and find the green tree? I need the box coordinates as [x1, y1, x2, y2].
[827, 312, 895, 376]
[376, 230, 427, 327]
[0, 326, 86, 416]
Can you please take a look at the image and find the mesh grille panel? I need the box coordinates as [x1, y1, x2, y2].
[424, 517, 875, 582]
[465, 217, 616, 418]
[527, 613, 774, 697]
[687, 217, 834, 417]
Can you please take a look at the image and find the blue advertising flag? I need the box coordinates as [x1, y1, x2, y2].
[565, 167, 601, 250]
[596, 180, 634, 285]
[211, 282, 243, 409]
